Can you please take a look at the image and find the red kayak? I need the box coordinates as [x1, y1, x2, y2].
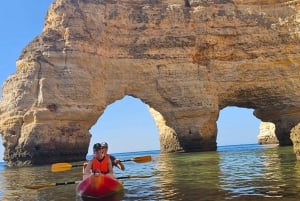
[76, 174, 124, 199]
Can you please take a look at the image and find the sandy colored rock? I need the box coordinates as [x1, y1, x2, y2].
[257, 122, 279, 145]
[1, 0, 300, 166]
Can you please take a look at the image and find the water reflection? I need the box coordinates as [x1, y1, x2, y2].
[155, 145, 300, 200]
[76, 191, 124, 201]
[219, 145, 299, 198]
[156, 151, 225, 200]
[0, 163, 82, 200]
[1, 147, 300, 200]
[294, 162, 300, 188]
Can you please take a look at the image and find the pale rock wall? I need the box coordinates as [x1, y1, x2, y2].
[257, 122, 279, 145]
[0, 0, 300, 166]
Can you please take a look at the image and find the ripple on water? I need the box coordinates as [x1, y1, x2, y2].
[1, 146, 300, 200]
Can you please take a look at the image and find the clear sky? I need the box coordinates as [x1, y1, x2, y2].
[0, 1, 261, 160]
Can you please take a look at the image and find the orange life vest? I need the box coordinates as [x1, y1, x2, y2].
[91, 155, 109, 174]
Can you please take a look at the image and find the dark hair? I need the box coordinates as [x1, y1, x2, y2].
[93, 143, 102, 152]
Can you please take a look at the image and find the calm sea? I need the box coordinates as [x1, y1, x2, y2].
[0, 144, 300, 201]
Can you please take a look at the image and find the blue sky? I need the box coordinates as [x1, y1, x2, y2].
[0, 1, 261, 160]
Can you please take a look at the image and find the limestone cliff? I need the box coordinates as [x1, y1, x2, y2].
[257, 122, 279, 145]
[1, 0, 300, 166]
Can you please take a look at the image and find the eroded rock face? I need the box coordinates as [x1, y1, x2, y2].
[257, 122, 279, 145]
[1, 0, 300, 166]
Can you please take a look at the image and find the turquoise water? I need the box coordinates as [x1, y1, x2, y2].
[0, 144, 300, 200]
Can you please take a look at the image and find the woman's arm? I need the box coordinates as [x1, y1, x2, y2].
[83, 160, 92, 179]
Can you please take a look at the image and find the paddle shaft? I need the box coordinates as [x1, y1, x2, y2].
[85, 155, 151, 162]
[53, 175, 150, 182]
[120, 159, 131, 162]
[24, 181, 81, 189]
[69, 164, 84, 168]
[25, 175, 151, 189]
[55, 181, 79, 186]
[51, 155, 152, 172]
[117, 175, 152, 179]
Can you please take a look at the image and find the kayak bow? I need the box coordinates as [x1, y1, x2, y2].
[76, 174, 123, 199]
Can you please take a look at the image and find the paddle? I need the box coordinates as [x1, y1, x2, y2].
[24, 181, 81, 189]
[85, 154, 152, 162]
[51, 155, 152, 172]
[116, 175, 152, 179]
[24, 175, 152, 190]
[51, 163, 83, 172]
[120, 155, 152, 163]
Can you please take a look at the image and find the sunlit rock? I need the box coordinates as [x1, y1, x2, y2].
[1, 0, 300, 166]
[257, 122, 278, 145]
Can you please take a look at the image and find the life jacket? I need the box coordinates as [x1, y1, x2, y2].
[91, 155, 109, 174]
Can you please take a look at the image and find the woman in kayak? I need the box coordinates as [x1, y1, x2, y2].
[101, 142, 125, 171]
[83, 143, 114, 179]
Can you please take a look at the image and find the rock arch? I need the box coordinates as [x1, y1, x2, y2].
[89, 95, 160, 153]
[1, 0, 300, 166]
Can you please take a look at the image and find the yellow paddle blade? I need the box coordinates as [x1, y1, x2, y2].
[24, 182, 56, 189]
[131, 155, 152, 163]
[51, 163, 72, 172]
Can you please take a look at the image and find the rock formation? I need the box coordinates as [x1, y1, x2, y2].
[1, 0, 300, 166]
[257, 122, 279, 145]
